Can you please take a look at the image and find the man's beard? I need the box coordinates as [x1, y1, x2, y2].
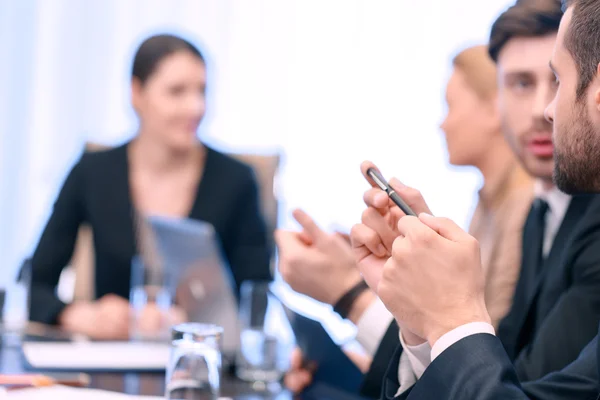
[554, 102, 600, 194]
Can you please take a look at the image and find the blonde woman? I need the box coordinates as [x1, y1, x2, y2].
[440, 45, 533, 327]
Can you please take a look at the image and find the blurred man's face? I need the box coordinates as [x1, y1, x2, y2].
[545, 8, 600, 193]
[497, 34, 558, 182]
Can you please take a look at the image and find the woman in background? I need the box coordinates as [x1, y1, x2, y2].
[29, 34, 272, 339]
[440, 45, 533, 327]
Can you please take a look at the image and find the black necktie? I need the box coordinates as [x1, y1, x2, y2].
[530, 198, 550, 275]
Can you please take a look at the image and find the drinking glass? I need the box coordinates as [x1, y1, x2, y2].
[130, 255, 173, 341]
[166, 323, 223, 400]
[0, 259, 30, 347]
[235, 281, 288, 388]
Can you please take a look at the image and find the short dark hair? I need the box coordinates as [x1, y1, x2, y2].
[132, 34, 205, 85]
[561, 0, 600, 99]
[488, 0, 563, 63]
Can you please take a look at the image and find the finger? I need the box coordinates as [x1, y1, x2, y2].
[396, 216, 435, 241]
[275, 230, 302, 250]
[292, 209, 324, 242]
[284, 370, 313, 393]
[363, 188, 392, 211]
[361, 208, 398, 251]
[392, 183, 433, 215]
[298, 231, 313, 245]
[419, 213, 472, 243]
[350, 224, 387, 257]
[290, 348, 304, 369]
[100, 293, 124, 304]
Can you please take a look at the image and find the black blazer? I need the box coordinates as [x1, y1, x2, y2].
[498, 194, 600, 381]
[385, 331, 598, 400]
[29, 142, 272, 324]
[370, 194, 600, 397]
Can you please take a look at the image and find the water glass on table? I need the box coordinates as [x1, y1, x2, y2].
[235, 281, 288, 390]
[166, 323, 223, 400]
[1, 260, 30, 347]
[129, 256, 186, 341]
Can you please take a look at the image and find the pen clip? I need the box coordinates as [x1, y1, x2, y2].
[367, 168, 388, 192]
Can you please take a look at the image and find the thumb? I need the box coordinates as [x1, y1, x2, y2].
[293, 209, 325, 242]
[418, 213, 471, 243]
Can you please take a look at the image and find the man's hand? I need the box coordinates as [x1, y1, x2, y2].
[276, 209, 362, 306]
[135, 304, 188, 336]
[283, 348, 372, 394]
[59, 294, 130, 340]
[350, 161, 432, 292]
[350, 162, 436, 346]
[378, 214, 490, 345]
[283, 348, 314, 394]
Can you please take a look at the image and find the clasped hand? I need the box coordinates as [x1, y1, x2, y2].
[350, 161, 490, 345]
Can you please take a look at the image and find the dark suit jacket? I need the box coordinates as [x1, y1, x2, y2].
[29, 142, 272, 324]
[497, 194, 600, 381]
[380, 194, 600, 398]
[366, 194, 600, 398]
[385, 331, 599, 399]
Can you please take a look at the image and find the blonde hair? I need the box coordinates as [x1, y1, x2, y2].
[452, 45, 497, 100]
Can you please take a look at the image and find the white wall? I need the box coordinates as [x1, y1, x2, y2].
[0, 0, 513, 293]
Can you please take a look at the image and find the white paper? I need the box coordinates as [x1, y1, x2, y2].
[2, 385, 160, 400]
[22, 342, 170, 370]
[1, 386, 235, 400]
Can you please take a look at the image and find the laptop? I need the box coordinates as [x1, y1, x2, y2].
[143, 216, 241, 361]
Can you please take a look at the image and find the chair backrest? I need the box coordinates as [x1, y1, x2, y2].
[229, 153, 280, 238]
[64, 143, 280, 302]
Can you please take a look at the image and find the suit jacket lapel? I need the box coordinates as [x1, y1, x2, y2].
[514, 195, 592, 349]
[526, 195, 591, 307]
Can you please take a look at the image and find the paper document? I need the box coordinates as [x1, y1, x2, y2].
[2, 385, 160, 399]
[22, 341, 170, 371]
[2, 385, 234, 400]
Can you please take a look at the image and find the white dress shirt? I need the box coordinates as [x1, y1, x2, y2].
[355, 298, 394, 356]
[395, 181, 571, 395]
[535, 181, 571, 257]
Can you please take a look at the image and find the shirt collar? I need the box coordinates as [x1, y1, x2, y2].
[534, 180, 571, 222]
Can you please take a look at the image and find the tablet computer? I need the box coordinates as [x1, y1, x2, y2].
[279, 301, 364, 394]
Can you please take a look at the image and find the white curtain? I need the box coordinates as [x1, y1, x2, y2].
[0, 0, 512, 300]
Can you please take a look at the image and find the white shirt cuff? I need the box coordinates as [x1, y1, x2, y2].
[399, 330, 431, 379]
[431, 322, 496, 361]
[355, 298, 394, 356]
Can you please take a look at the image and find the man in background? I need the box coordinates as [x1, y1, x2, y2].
[350, 0, 600, 397]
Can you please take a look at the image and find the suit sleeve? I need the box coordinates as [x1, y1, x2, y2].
[222, 170, 272, 295]
[29, 159, 86, 324]
[390, 333, 597, 400]
[513, 227, 600, 381]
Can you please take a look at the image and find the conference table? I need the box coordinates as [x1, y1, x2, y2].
[0, 332, 293, 399]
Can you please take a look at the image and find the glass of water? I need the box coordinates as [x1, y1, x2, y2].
[166, 323, 223, 400]
[1, 259, 30, 347]
[130, 256, 177, 341]
[236, 281, 286, 388]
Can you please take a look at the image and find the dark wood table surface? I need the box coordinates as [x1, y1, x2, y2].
[0, 339, 293, 399]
